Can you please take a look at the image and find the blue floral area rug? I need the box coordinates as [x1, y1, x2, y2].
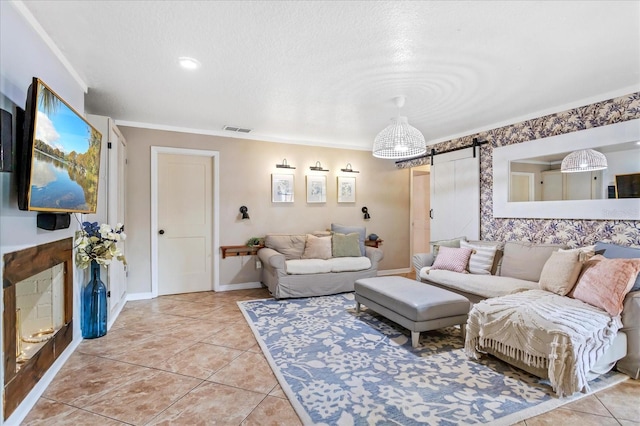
[238, 293, 627, 426]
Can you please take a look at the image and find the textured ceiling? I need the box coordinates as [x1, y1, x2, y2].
[19, 0, 640, 150]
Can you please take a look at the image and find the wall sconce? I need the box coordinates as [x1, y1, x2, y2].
[309, 161, 329, 171]
[340, 163, 360, 173]
[276, 158, 295, 169]
[362, 206, 371, 220]
[239, 206, 250, 220]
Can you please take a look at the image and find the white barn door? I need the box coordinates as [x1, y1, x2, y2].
[429, 150, 480, 243]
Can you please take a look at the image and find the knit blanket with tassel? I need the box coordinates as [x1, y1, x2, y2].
[465, 289, 622, 397]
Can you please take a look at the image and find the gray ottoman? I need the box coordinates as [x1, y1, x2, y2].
[354, 276, 470, 348]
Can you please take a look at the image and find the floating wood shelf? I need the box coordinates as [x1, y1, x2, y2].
[220, 245, 264, 259]
[365, 239, 383, 248]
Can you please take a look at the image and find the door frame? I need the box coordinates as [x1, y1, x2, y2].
[150, 146, 220, 297]
[409, 165, 431, 263]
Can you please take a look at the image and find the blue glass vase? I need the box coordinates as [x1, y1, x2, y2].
[82, 260, 107, 339]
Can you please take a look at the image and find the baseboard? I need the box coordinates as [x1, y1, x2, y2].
[126, 292, 154, 301]
[377, 268, 412, 276]
[5, 338, 82, 426]
[217, 282, 263, 292]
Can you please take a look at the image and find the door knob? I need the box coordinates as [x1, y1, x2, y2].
[159, 229, 165, 235]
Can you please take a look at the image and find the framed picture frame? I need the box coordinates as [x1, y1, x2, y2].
[337, 176, 356, 203]
[272, 174, 294, 203]
[306, 175, 327, 203]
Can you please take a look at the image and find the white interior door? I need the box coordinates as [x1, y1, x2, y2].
[430, 150, 480, 243]
[107, 124, 127, 312]
[157, 153, 213, 295]
[541, 170, 563, 201]
[412, 169, 430, 254]
[510, 172, 534, 202]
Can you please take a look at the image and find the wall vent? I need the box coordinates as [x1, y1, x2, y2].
[223, 125, 252, 133]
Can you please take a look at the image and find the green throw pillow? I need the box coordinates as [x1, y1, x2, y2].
[332, 232, 361, 257]
[431, 236, 466, 257]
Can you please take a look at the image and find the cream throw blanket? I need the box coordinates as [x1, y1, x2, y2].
[465, 289, 622, 397]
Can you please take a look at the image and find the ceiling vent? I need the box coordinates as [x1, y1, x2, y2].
[223, 125, 252, 133]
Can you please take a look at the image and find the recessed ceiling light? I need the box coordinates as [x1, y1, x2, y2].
[179, 57, 200, 70]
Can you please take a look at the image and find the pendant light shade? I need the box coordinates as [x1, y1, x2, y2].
[373, 96, 426, 159]
[560, 149, 608, 173]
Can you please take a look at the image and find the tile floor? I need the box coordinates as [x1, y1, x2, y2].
[21, 287, 640, 425]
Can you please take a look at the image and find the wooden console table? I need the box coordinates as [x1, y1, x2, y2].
[220, 245, 264, 259]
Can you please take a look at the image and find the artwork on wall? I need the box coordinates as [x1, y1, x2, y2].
[337, 176, 356, 203]
[272, 174, 294, 203]
[306, 175, 327, 203]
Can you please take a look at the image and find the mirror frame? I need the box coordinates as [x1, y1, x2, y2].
[493, 119, 640, 220]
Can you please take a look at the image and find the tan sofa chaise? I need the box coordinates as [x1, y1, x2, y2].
[412, 239, 640, 393]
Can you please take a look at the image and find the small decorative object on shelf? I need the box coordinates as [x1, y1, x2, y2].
[75, 221, 126, 339]
[246, 237, 262, 247]
[368, 233, 379, 241]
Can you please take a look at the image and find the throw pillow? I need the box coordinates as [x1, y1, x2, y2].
[595, 242, 640, 292]
[331, 224, 366, 256]
[332, 232, 361, 257]
[431, 236, 467, 257]
[460, 240, 497, 275]
[559, 245, 596, 262]
[572, 256, 640, 316]
[431, 246, 473, 273]
[301, 234, 332, 260]
[538, 250, 582, 296]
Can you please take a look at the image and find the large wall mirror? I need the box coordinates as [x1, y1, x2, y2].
[494, 119, 640, 220]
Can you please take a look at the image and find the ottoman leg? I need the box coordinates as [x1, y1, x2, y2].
[411, 331, 420, 348]
[460, 323, 466, 341]
[356, 301, 361, 313]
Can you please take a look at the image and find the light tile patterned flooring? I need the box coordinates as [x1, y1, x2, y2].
[22, 287, 640, 425]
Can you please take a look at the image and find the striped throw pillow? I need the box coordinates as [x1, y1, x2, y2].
[431, 246, 473, 273]
[460, 241, 498, 275]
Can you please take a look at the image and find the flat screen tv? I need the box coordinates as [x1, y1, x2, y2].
[18, 77, 102, 213]
[615, 173, 640, 199]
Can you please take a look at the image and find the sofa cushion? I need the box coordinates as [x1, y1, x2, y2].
[265, 234, 307, 260]
[331, 224, 365, 256]
[285, 257, 371, 274]
[301, 234, 332, 260]
[431, 246, 473, 273]
[332, 232, 361, 257]
[327, 256, 371, 272]
[431, 236, 466, 257]
[572, 255, 640, 317]
[419, 268, 538, 299]
[595, 242, 640, 292]
[460, 240, 498, 275]
[538, 250, 582, 296]
[285, 259, 332, 274]
[500, 241, 565, 282]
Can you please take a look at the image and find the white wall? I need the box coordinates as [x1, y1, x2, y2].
[0, 2, 87, 424]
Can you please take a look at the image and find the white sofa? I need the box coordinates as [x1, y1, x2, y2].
[258, 233, 383, 299]
[412, 240, 639, 382]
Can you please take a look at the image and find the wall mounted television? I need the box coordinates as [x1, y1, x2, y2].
[18, 77, 102, 213]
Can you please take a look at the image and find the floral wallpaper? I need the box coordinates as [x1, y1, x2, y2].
[398, 92, 640, 248]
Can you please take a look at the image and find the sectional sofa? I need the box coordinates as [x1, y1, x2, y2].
[412, 239, 640, 391]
